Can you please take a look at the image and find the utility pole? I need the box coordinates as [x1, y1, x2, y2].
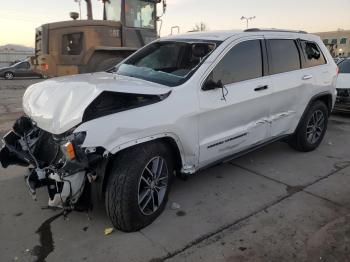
[241, 16, 256, 29]
[85, 0, 93, 20]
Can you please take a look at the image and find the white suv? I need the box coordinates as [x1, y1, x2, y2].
[0, 29, 337, 232]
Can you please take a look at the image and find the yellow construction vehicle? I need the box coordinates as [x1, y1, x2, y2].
[31, 0, 166, 77]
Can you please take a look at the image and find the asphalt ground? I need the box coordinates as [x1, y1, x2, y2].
[1, 78, 350, 262]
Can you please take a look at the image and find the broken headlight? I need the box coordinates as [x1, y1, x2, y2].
[59, 131, 87, 162]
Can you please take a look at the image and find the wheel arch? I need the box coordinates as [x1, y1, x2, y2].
[296, 92, 333, 132]
[97, 135, 185, 198]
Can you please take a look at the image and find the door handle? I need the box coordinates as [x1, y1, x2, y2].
[254, 85, 269, 92]
[302, 75, 313, 80]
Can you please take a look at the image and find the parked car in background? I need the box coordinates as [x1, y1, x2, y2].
[0, 60, 43, 80]
[0, 29, 337, 232]
[334, 57, 345, 64]
[334, 58, 350, 112]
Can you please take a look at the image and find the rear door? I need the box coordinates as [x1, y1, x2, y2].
[198, 37, 273, 167]
[266, 38, 315, 137]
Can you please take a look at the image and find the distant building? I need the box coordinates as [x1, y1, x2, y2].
[0, 45, 34, 67]
[314, 30, 350, 58]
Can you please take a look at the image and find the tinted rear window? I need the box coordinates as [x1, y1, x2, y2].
[339, 59, 350, 74]
[300, 40, 326, 68]
[211, 40, 263, 85]
[268, 39, 301, 75]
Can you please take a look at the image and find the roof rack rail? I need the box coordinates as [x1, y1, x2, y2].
[244, 28, 308, 34]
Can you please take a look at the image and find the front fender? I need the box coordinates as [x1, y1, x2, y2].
[92, 134, 187, 199]
[109, 132, 185, 161]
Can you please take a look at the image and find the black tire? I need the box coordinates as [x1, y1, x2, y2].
[4, 72, 14, 80]
[289, 100, 329, 152]
[105, 141, 174, 232]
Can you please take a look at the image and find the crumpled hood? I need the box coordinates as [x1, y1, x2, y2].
[23, 72, 170, 134]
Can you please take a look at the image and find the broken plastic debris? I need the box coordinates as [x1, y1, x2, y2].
[104, 227, 114, 235]
[327, 142, 333, 146]
[171, 202, 181, 210]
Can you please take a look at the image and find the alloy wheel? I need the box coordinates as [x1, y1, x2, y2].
[138, 156, 168, 216]
[306, 110, 325, 144]
[5, 72, 14, 80]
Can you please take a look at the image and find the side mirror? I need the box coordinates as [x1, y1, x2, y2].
[202, 79, 223, 91]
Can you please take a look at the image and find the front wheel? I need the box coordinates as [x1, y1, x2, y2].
[105, 141, 174, 232]
[4, 72, 14, 80]
[289, 101, 329, 152]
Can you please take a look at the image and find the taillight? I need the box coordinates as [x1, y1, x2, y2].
[41, 63, 48, 71]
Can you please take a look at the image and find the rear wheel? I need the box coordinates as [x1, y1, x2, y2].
[4, 72, 14, 80]
[289, 101, 328, 152]
[105, 141, 174, 232]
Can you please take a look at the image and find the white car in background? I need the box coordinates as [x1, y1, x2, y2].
[0, 29, 337, 232]
[335, 58, 350, 112]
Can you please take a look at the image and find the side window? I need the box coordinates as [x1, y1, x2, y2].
[16, 62, 30, 69]
[62, 33, 83, 55]
[338, 59, 350, 74]
[300, 40, 326, 68]
[211, 40, 263, 85]
[268, 39, 301, 74]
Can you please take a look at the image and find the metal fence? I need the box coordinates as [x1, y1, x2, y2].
[0, 51, 34, 67]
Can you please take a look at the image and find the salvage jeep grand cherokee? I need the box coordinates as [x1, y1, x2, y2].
[0, 29, 337, 232]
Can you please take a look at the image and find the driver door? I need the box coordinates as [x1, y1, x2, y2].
[198, 37, 273, 167]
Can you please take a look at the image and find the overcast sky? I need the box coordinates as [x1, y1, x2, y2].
[0, 0, 349, 47]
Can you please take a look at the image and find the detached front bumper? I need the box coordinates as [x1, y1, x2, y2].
[334, 89, 350, 113]
[0, 117, 97, 208]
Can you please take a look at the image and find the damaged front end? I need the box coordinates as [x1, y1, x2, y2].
[0, 116, 103, 210]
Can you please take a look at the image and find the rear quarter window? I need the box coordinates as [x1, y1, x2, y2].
[300, 40, 327, 68]
[267, 39, 301, 75]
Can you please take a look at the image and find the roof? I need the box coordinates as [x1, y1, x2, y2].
[162, 30, 243, 41]
[161, 29, 314, 42]
[40, 20, 121, 30]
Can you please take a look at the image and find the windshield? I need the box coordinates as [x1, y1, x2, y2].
[112, 40, 219, 87]
[125, 0, 156, 29]
[105, 0, 122, 21]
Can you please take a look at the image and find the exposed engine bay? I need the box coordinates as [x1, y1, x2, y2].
[0, 116, 100, 210]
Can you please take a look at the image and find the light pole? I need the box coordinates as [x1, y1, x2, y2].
[74, 0, 82, 20]
[241, 16, 256, 29]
